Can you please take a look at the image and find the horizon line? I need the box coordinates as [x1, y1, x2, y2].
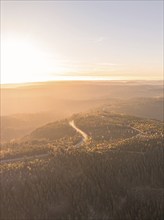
[1, 78, 163, 88]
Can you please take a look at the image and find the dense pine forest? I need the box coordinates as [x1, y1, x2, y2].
[1, 109, 163, 220]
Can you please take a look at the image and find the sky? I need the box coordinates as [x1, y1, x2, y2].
[1, 0, 163, 84]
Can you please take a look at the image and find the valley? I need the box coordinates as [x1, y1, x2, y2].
[0, 81, 163, 220]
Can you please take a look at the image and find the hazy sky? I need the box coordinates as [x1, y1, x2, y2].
[1, 0, 163, 83]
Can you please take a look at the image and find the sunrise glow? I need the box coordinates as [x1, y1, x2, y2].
[1, 37, 66, 84]
[1, 1, 163, 84]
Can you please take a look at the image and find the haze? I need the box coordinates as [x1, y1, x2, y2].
[1, 2, 164, 219]
[1, 1, 163, 84]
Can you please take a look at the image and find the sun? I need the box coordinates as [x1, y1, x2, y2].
[1, 37, 61, 84]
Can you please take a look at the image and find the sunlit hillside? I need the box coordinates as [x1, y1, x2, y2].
[1, 109, 163, 220]
[1, 81, 163, 116]
[1, 81, 163, 143]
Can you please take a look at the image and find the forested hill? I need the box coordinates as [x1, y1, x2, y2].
[1, 111, 163, 220]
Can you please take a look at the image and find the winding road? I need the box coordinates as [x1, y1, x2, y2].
[69, 120, 88, 143]
[1, 120, 146, 164]
[0, 120, 88, 164]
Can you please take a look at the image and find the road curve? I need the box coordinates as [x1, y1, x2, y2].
[0, 121, 145, 164]
[69, 120, 88, 146]
[129, 126, 146, 135]
[0, 153, 49, 164]
[1, 121, 88, 163]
